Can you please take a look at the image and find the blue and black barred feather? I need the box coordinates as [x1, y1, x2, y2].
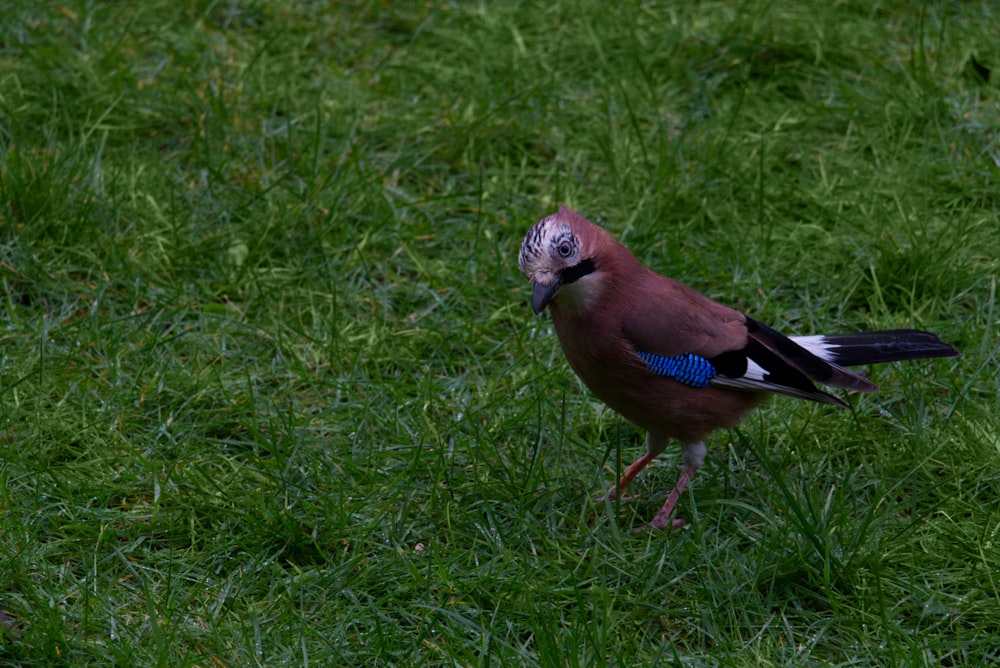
[636, 350, 717, 388]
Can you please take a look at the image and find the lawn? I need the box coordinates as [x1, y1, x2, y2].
[1, 0, 998, 665]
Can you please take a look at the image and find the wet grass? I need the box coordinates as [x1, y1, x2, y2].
[1, 1, 998, 665]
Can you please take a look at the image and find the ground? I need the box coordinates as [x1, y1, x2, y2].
[1, 1, 998, 665]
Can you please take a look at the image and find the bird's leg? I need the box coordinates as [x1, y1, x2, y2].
[595, 451, 655, 503]
[643, 468, 693, 531]
[595, 432, 669, 503]
[637, 441, 706, 532]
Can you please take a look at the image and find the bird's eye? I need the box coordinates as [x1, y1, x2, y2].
[556, 241, 574, 258]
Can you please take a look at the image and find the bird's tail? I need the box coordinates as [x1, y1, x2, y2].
[791, 330, 960, 367]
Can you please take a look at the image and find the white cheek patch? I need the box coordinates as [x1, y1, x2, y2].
[790, 335, 838, 362]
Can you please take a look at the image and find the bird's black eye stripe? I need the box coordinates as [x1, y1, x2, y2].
[560, 258, 596, 285]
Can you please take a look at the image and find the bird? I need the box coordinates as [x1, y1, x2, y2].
[518, 206, 960, 531]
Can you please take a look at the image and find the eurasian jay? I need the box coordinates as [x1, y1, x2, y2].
[518, 207, 959, 531]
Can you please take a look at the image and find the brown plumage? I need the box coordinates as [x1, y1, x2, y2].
[518, 206, 959, 530]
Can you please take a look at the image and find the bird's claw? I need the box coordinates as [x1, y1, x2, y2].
[631, 517, 685, 533]
[593, 487, 635, 504]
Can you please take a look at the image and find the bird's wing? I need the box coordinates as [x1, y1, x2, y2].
[619, 274, 748, 357]
[621, 275, 857, 406]
[746, 318, 878, 393]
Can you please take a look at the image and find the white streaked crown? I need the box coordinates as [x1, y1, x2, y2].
[518, 214, 581, 286]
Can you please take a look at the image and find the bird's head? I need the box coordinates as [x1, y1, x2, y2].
[518, 206, 604, 314]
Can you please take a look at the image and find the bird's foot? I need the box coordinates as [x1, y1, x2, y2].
[593, 494, 637, 503]
[631, 516, 685, 533]
[593, 485, 635, 504]
[633, 472, 689, 531]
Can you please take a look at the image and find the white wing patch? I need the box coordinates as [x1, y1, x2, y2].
[790, 335, 838, 362]
[744, 358, 768, 381]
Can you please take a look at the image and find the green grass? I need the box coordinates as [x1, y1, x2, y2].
[1, 0, 998, 664]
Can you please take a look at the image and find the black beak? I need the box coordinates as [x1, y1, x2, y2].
[531, 280, 561, 314]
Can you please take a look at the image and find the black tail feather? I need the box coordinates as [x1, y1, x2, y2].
[816, 330, 960, 367]
[747, 318, 879, 392]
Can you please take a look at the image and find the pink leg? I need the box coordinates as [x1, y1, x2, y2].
[635, 441, 706, 532]
[593, 451, 655, 503]
[637, 468, 694, 532]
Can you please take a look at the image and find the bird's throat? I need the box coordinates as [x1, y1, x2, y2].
[551, 273, 601, 315]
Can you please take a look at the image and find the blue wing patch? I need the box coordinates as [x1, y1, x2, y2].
[636, 349, 716, 388]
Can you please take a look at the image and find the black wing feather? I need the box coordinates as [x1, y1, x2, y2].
[747, 318, 878, 392]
